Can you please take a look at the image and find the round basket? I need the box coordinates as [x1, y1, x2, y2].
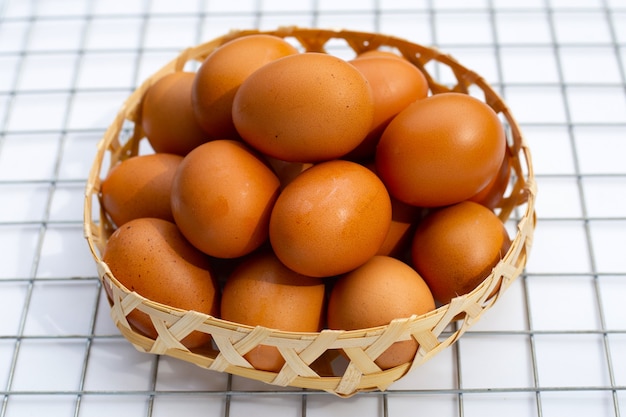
[83, 26, 537, 397]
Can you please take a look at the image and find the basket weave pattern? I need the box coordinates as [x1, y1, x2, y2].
[84, 27, 537, 397]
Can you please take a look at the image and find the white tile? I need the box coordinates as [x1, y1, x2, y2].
[389, 344, 457, 390]
[597, 276, 626, 331]
[306, 393, 382, 417]
[549, 0, 603, 8]
[23, 281, 99, 336]
[551, 11, 612, 44]
[67, 91, 128, 131]
[588, 220, 626, 274]
[467, 278, 529, 332]
[93, 288, 120, 336]
[0, 282, 28, 336]
[155, 355, 229, 391]
[77, 395, 149, 417]
[459, 335, 534, 389]
[76, 52, 137, 89]
[32, 0, 89, 16]
[0, 182, 49, 223]
[503, 86, 567, 124]
[527, 275, 602, 331]
[11, 339, 86, 391]
[559, 47, 622, 84]
[379, 0, 429, 10]
[566, 86, 626, 123]
[434, 12, 494, 45]
[495, 12, 552, 45]
[533, 176, 583, 219]
[0, 225, 39, 280]
[229, 393, 303, 417]
[37, 225, 98, 279]
[541, 390, 616, 417]
[462, 393, 538, 417]
[152, 394, 225, 417]
[57, 133, 102, 180]
[27, 19, 85, 51]
[143, 16, 201, 50]
[91, 0, 146, 15]
[524, 220, 591, 274]
[534, 334, 610, 388]
[150, 0, 202, 13]
[378, 12, 432, 44]
[387, 394, 458, 416]
[48, 183, 85, 222]
[84, 17, 144, 51]
[582, 177, 626, 219]
[17, 53, 78, 91]
[0, 134, 60, 181]
[317, 0, 376, 11]
[83, 339, 154, 391]
[500, 47, 559, 83]
[7, 93, 69, 132]
[523, 126, 576, 176]
[608, 334, 626, 385]
[4, 395, 77, 417]
[0, 340, 16, 389]
[574, 126, 626, 175]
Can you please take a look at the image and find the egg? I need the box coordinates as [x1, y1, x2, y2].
[171, 139, 281, 259]
[327, 255, 436, 370]
[141, 72, 208, 156]
[346, 56, 429, 160]
[411, 201, 512, 305]
[100, 153, 183, 227]
[220, 251, 326, 372]
[192, 34, 299, 140]
[102, 217, 219, 349]
[269, 160, 392, 277]
[232, 52, 375, 162]
[469, 149, 512, 210]
[376, 92, 506, 207]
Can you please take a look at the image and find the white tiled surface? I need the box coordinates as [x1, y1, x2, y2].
[1, 0, 625, 416]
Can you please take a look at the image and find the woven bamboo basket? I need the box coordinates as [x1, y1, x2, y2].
[83, 27, 537, 397]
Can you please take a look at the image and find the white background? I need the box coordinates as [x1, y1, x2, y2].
[1, 0, 625, 416]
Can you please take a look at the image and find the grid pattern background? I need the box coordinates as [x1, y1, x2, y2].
[1, 0, 625, 416]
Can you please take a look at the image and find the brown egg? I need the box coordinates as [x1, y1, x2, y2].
[232, 52, 375, 162]
[171, 140, 281, 259]
[469, 149, 512, 210]
[411, 201, 512, 305]
[376, 92, 506, 207]
[102, 217, 219, 349]
[100, 153, 183, 227]
[220, 251, 326, 372]
[346, 56, 429, 160]
[192, 34, 299, 140]
[327, 255, 436, 370]
[141, 72, 208, 156]
[269, 160, 392, 277]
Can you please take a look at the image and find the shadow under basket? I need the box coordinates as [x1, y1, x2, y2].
[83, 27, 537, 397]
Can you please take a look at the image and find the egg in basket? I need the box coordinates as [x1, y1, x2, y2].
[84, 27, 536, 397]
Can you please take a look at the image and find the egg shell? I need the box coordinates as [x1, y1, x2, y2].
[220, 251, 326, 372]
[411, 201, 512, 305]
[376, 92, 506, 207]
[171, 139, 281, 259]
[346, 56, 429, 161]
[141, 72, 209, 156]
[192, 34, 299, 140]
[327, 255, 436, 370]
[100, 153, 183, 227]
[269, 160, 392, 277]
[102, 217, 219, 349]
[232, 52, 375, 162]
